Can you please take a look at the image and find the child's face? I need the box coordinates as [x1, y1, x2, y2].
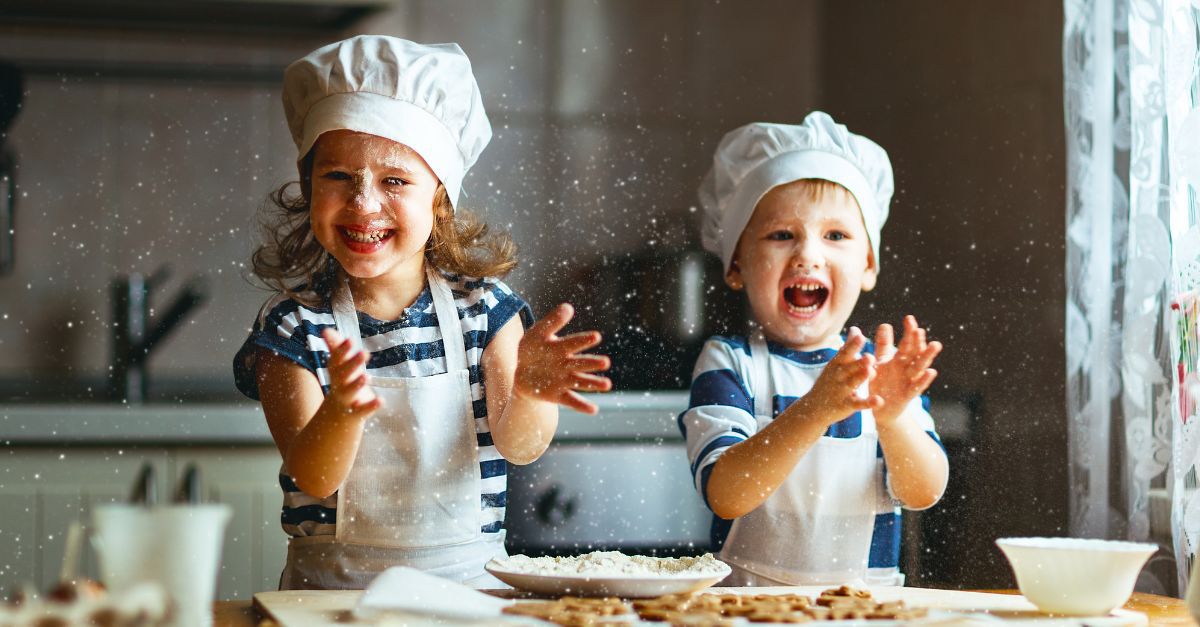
[309, 130, 440, 283]
[727, 180, 877, 351]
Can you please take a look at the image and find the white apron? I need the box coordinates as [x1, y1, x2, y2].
[717, 331, 896, 586]
[279, 269, 507, 590]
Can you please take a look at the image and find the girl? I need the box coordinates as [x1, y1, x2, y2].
[233, 36, 612, 589]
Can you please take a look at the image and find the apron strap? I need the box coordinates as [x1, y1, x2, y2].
[331, 269, 467, 374]
[748, 329, 772, 419]
[427, 268, 468, 373]
[332, 279, 365, 353]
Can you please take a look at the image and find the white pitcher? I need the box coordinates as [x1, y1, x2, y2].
[92, 503, 231, 627]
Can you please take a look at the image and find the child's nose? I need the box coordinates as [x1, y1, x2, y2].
[349, 172, 381, 213]
[793, 239, 823, 269]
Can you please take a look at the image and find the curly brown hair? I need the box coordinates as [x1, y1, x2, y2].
[251, 153, 518, 307]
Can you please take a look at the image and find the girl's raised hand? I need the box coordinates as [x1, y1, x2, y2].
[514, 303, 612, 415]
[871, 315, 941, 425]
[320, 328, 382, 420]
[802, 327, 881, 425]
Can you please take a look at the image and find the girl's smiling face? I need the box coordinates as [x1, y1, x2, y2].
[309, 130, 440, 283]
[727, 180, 877, 351]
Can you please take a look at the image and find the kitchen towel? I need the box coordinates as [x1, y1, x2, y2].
[354, 566, 511, 622]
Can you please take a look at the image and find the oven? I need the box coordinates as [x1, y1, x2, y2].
[504, 392, 714, 557]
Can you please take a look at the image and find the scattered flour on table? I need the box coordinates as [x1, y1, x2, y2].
[493, 551, 727, 577]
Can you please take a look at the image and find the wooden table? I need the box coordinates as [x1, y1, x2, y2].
[1116, 594, 1194, 626]
[213, 592, 1194, 627]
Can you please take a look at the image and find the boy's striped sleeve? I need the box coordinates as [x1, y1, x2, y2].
[679, 338, 757, 512]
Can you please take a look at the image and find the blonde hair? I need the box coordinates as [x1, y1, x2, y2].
[791, 177, 857, 203]
[251, 153, 517, 307]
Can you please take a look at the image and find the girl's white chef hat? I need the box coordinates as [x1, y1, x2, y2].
[699, 111, 893, 273]
[282, 35, 492, 208]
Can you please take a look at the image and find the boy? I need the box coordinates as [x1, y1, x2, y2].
[682, 112, 949, 586]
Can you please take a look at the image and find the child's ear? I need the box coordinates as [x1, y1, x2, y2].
[432, 184, 453, 222]
[725, 262, 745, 291]
[861, 253, 878, 292]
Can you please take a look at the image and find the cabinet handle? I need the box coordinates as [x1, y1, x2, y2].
[175, 463, 201, 504]
[129, 462, 156, 505]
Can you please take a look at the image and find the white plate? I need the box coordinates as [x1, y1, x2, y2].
[485, 559, 731, 598]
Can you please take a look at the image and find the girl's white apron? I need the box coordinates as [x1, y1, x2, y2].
[717, 331, 897, 586]
[279, 269, 506, 590]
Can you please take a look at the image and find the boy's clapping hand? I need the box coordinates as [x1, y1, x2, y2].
[803, 327, 882, 423]
[514, 303, 613, 415]
[870, 315, 942, 425]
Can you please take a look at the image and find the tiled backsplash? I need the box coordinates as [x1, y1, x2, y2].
[0, 0, 820, 386]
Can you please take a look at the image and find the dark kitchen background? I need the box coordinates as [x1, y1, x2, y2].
[0, 0, 1092, 593]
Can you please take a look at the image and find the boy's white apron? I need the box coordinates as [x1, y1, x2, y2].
[279, 269, 506, 590]
[717, 331, 899, 586]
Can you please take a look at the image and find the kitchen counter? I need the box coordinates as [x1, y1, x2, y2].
[0, 403, 269, 445]
[0, 391, 691, 445]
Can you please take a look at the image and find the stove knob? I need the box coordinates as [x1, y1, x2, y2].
[535, 485, 577, 526]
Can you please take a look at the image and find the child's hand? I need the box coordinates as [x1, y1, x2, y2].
[320, 328, 382, 420]
[803, 327, 881, 425]
[871, 315, 942, 426]
[514, 303, 612, 415]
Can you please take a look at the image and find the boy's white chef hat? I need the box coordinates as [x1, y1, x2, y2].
[283, 35, 492, 208]
[699, 111, 893, 273]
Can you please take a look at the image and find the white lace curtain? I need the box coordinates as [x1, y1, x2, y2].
[1064, 0, 1200, 594]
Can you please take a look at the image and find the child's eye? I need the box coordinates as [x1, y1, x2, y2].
[765, 230, 793, 241]
[322, 171, 351, 181]
[827, 231, 848, 241]
[382, 177, 408, 186]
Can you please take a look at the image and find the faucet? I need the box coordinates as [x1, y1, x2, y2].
[110, 265, 209, 403]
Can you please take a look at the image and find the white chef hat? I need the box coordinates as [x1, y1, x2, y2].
[282, 35, 492, 208]
[699, 111, 893, 273]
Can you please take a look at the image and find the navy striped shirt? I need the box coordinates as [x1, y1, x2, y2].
[678, 335, 945, 579]
[233, 270, 532, 538]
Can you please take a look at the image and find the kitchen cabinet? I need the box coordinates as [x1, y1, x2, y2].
[0, 445, 285, 600]
[0, 447, 172, 593]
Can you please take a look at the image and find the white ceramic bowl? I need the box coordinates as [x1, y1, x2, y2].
[995, 537, 1157, 616]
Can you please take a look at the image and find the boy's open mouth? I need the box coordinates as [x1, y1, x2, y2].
[783, 282, 828, 314]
